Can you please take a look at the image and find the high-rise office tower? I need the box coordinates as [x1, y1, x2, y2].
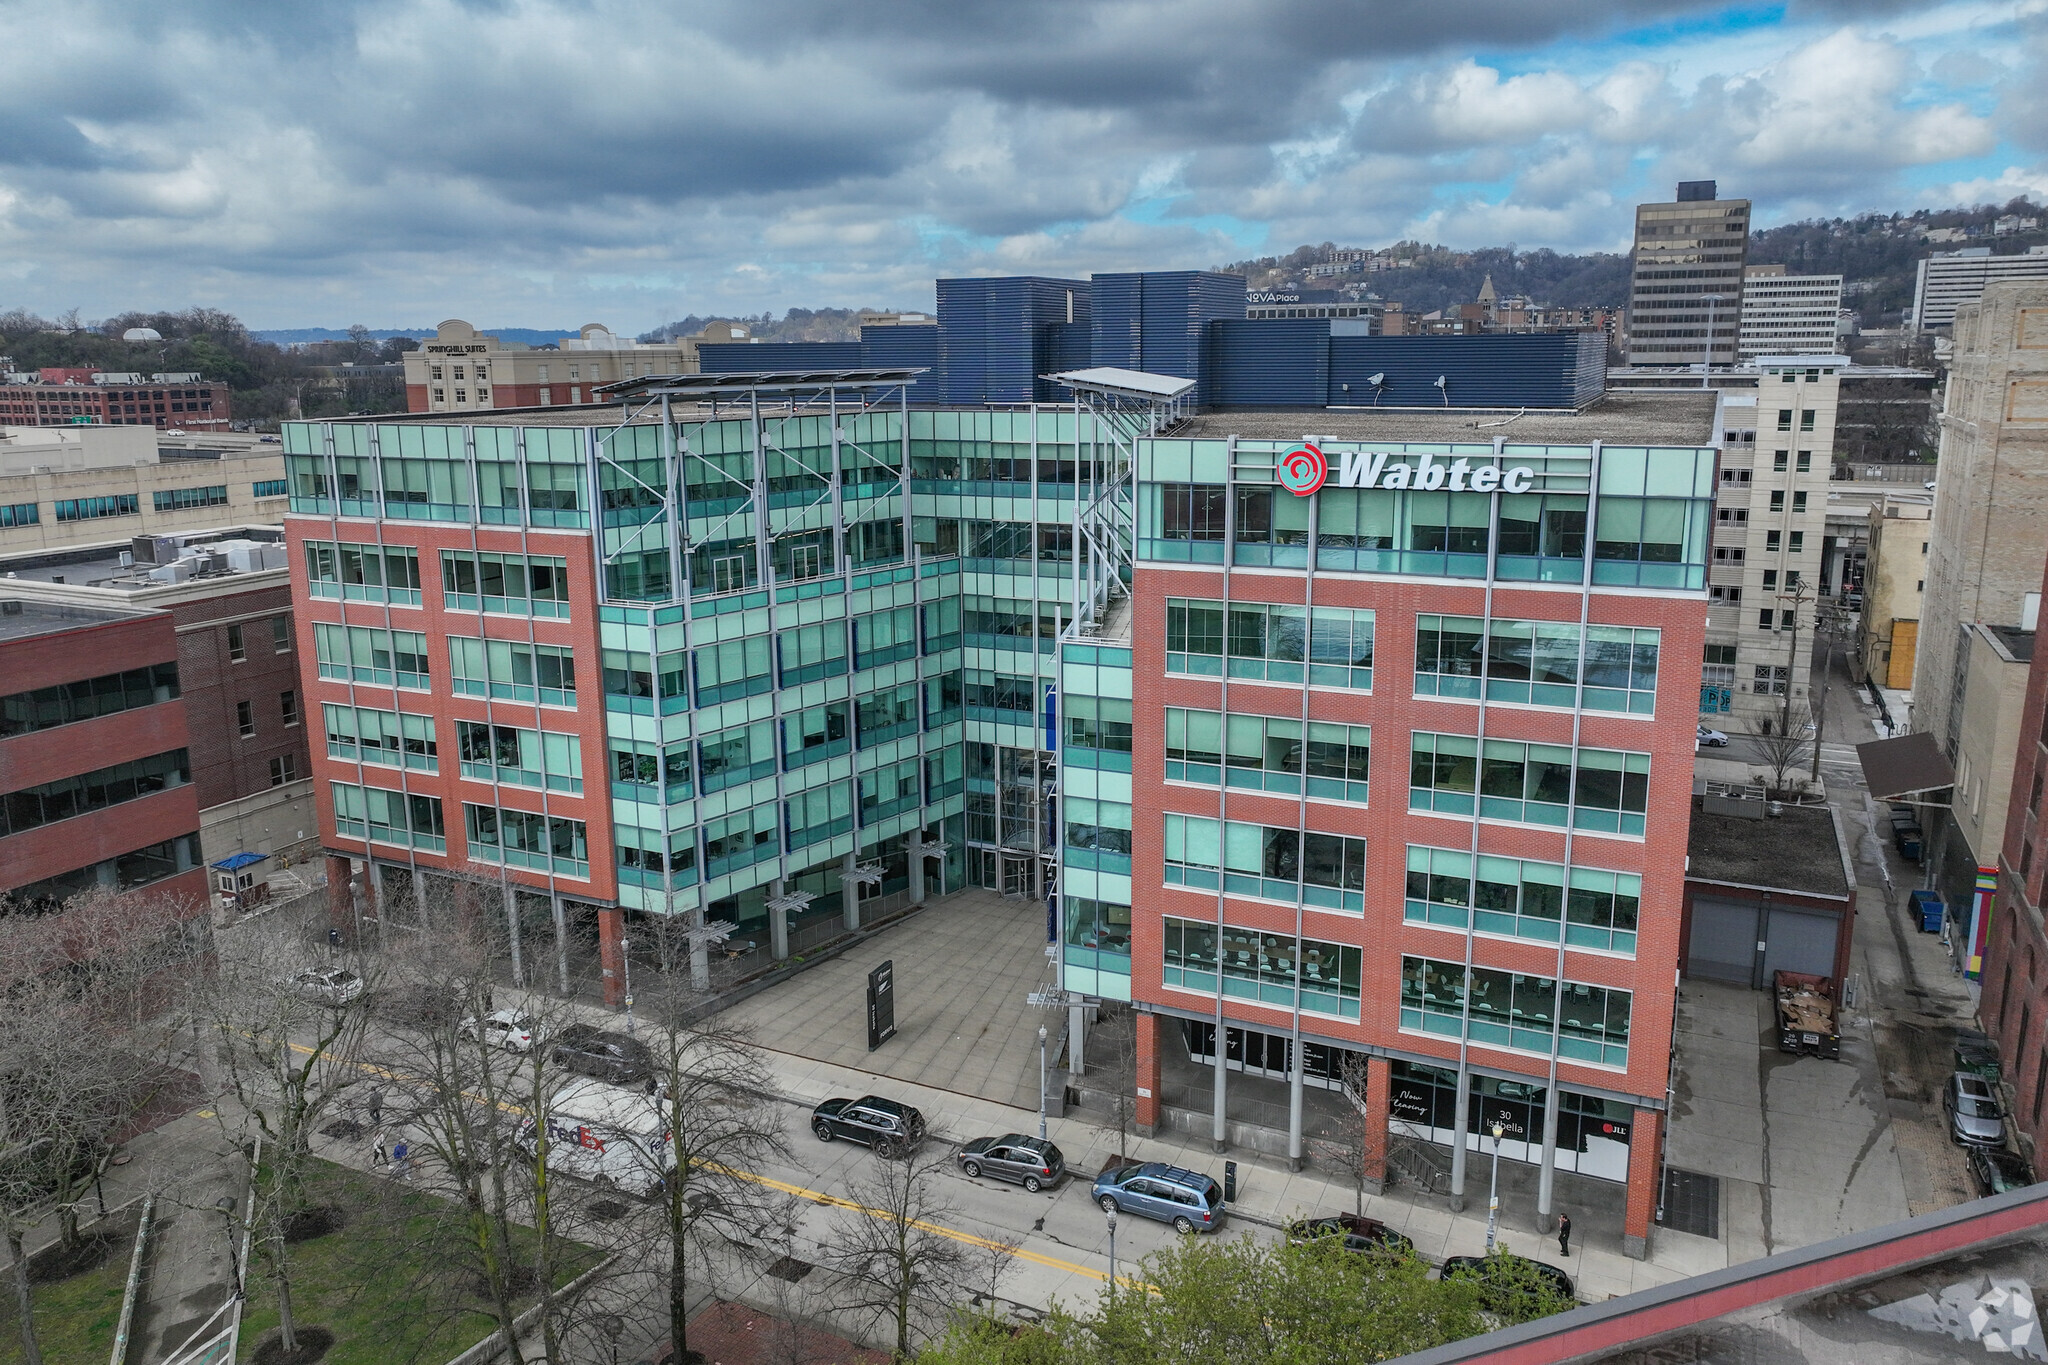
[1627, 181, 1751, 368]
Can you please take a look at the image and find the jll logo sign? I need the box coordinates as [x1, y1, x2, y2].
[1278, 443, 1538, 497]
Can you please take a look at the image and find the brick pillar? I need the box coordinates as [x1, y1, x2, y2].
[1360, 1055, 1392, 1195]
[1624, 1107, 1663, 1260]
[324, 855, 355, 943]
[597, 906, 626, 1008]
[1135, 1010, 1163, 1137]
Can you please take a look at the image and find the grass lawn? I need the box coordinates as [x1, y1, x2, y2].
[237, 1160, 604, 1365]
[0, 1223, 136, 1365]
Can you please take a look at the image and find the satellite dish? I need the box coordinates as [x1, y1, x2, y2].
[1367, 373, 1385, 386]
[1433, 375, 1447, 388]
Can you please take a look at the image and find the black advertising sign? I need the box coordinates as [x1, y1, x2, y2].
[867, 959, 896, 1051]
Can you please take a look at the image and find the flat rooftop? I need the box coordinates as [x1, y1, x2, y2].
[0, 598, 154, 645]
[1687, 804, 1851, 899]
[1988, 625, 2036, 663]
[0, 527, 285, 592]
[1175, 391, 1718, 445]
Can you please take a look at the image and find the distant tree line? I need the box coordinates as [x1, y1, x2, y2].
[640, 306, 900, 346]
[0, 307, 413, 426]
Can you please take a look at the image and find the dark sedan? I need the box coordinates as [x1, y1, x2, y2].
[957, 1134, 1065, 1191]
[549, 1024, 656, 1090]
[1968, 1146, 2036, 1198]
[812, 1096, 926, 1158]
[1286, 1212, 1415, 1256]
[1442, 1253, 1576, 1313]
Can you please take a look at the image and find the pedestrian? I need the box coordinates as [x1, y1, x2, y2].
[391, 1136, 411, 1182]
[371, 1128, 388, 1168]
[328, 926, 343, 952]
[1557, 1212, 1572, 1257]
[366, 1086, 383, 1127]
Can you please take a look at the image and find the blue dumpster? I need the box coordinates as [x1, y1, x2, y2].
[1910, 890, 1944, 933]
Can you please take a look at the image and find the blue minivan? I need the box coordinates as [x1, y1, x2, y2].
[1092, 1162, 1224, 1234]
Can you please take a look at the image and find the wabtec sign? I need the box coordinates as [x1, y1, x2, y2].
[1277, 443, 1537, 498]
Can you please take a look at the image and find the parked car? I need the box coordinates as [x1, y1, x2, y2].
[1441, 1253, 1576, 1312]
[1696, 724, 1730, 748]
[811, 1096, 926, 1158]
[956, 1134, 1065, 1191]
[1286, 1211, 1414, 1256]
[1944, 1072, 2009, 1147]
[550, 1024, 655, 1090]
[459, 1008, 540, 1053]
[281, 967, 364, 1006]
[1092, 1162, 1224, 1235]
[1967, 1146, 2035, 1198]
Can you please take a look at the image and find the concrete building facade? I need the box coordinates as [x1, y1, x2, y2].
[1626, 182, 1751, 368]
[0, 599, 208, 916]
[1858, 494, 1932, 691]
[1952, 624, 2036, 892]
[1737, 265, 1845, 358]
[0, 425, 289, 554]
[1912, 245, 2048, 332]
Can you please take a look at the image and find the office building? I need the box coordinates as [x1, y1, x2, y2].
[1737, 265, 1845, 357]
[1626, 181, 1751, 368]
[0, 425, 289, 553]
[1912, 246, 2048, 332]
[0, 599, 207, 915]
[0, 369, 231, 430]
[1859, 494, 1932, 691]
[1056, 390, 1718, 1260]
[1, 527, 317, 909]
[402, 320, 752, 414]
[934, 276, 1092, 405]
[1092, 272, 1246, 407]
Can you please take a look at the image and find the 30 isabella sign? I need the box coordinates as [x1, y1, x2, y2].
[1277, 442, 1537, 497]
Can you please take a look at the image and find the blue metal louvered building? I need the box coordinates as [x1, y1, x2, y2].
[1325, 331, 1605, 410]
[1091, 271, 1245, 407]
[698, 341, 863, 372]
[1206, 319, 1331, 408]
[936, 276, 1091, 405]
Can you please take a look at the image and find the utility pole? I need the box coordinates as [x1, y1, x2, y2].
[1777, 577, 1814, 737]
[1810, 604, 1839, 786]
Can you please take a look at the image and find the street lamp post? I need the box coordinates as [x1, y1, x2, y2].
[1105, 1204, 1118, 1289]
[621, 935, 636, 1036]
[1484, 1123, 1504, 1252]
[1037, 1024, 1049, 1140]
[215, 1195, 242, 1300]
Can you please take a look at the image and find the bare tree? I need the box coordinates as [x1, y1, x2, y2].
[820, 1149, 984, 1360]
[1086, 1003, 1140, 1165]
[635, 996, 795, 1364]
[0, 886, 209, 1365]
[198, 913, 380, 1357]
[1748, 708, 1815, 799]
[1313, 1052, 1377, 1217]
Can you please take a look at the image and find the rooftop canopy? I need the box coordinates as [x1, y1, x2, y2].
[1856, 731, 1956, 802]
[595, 368, 925, 400]
[1044, 368, 1198, 402]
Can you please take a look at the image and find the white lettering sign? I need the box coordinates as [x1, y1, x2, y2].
[1334, 451, 1534, 494]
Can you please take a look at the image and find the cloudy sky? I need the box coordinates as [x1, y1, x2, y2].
[2, 0, 2044, 330]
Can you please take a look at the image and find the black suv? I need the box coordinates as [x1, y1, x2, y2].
[550, 1024, 655, 1090]
[811, 1096, 926, 1158]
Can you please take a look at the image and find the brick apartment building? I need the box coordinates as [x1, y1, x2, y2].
[401, 319, 748, 414]
[0, 599, 208, 915]
[0, 368, 231, 430]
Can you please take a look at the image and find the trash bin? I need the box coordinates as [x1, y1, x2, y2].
[1910, 890, 1944, 933]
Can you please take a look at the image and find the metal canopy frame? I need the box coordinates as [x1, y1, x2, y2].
[596, 367, 925, 401]
[1044, 368, 1192, 637]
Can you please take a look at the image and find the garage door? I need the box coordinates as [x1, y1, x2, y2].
[1764, 906, 1839, 980]
[1687, 896, 1759, 984]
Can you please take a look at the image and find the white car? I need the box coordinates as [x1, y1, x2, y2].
[1696, 724, 1730, 748]
[459, 1008, 538, 1052]
[282, 967, 364, 1006]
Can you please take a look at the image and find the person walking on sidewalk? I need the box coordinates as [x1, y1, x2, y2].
[391, 1136, 411, 1182]
[1557, 1212, 1572, 1257]
[371, 1128, 388, 1168]
[366, 1086, 384, 1127]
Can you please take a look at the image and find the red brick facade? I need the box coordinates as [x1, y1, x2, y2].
[168, 582, 313, 810]
[1983, 553, 2048, 1156]
[1125, 563, 1704, 1247]
[0, 375, 230, 429]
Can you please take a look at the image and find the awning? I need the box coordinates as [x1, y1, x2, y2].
[1856, 731, 1955, 802]
[211, 851, 269, 871]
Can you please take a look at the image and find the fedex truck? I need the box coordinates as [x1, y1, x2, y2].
[516, 1078, 673, 1198]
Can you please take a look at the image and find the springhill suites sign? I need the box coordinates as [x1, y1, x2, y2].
[1277, 443, 1538, 497]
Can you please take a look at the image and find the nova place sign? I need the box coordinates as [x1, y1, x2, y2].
[1276, 442, 1538, 497]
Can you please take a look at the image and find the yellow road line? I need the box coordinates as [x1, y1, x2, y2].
[279, 1039, 1118, 1284]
